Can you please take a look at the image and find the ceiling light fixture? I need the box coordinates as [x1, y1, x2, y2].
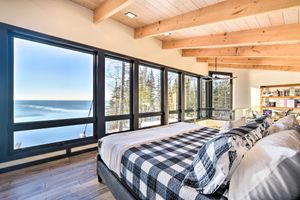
[125, 12, 137, 19]
[163, 32, 172, 36]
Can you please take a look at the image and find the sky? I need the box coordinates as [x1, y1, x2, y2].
[14, 37, 93, 100]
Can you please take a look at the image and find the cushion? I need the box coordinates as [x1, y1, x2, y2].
[182, 134, 249, 194]
[268, 114, 299, 134]
[219, 117, 246, 134]
[228, 130, 300, 200]
[182, 115, 272, 194]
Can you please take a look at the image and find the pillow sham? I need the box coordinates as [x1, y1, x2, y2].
[182, 115, 272, 194]
[219, 117, 246, 134]
[228, 130, 300, 200]
[268, 114, 299, 134]
[182, 135, 248, 194]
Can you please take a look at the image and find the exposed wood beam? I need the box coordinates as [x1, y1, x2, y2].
[163, 24, 300, 49]
[135, 0, 300, 38]
[94, 0, 133, 24]
[182, 44, 300, 57]
[208, 63, 300, 72]
[198, 57, 300, 66]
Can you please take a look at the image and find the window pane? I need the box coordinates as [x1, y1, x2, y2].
[139, 65, 161, 113]
[139, 116, 161, 128]
[211, 73, 232, 120]
[212, 74, 231, 109]
[185, 111, 197, 120]
[14, 38, 93, 123]
[201, 79, 207, 118]
[212, 110, 231, 120]
[201, 110, 208, 118]
[14, 124, 93, 149]
[185, 75, 198, 110]
[201, 79, 206, 108]
[106, 120, 130, 134]
[169, 113, 179, 123]
[105, 58, 130, 116]
[168, 72, 179, 111]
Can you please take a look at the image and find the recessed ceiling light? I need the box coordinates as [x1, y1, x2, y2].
[125, 12, 137, 19]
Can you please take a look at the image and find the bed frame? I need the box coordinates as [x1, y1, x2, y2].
[97, 154, 138, 200]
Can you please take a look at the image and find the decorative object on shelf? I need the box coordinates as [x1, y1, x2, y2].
[260, 83, 300, 122]
[263, 110, 272, 116]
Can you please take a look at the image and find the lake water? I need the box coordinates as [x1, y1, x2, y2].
[14, 100, 94, 149]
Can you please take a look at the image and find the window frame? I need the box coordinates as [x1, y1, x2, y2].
[183, 73, 199, 122]
[7, 29, 99, 159]
[0, 22, 223, 170]
[208, 71, 233, 120]
[167, 70, 180, 123]
[137, 62, 164, 129]
[200, 77, 210, 119]
[104, 55, 133, 134]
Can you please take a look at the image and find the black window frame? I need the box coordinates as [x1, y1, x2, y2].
[183, 73, 200, 122]
[10, 33, 98, 154]
[0, 22, 233, 172]
[104, 55, 133, 134]
[0, 24, 101, 162]
[208, 71, 233, 120]
[200, 76, 210, 119]
[137, 62, 164, 129]
[167, 69, 181, 124]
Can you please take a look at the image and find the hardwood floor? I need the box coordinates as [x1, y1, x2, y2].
[0, 151, 115, 200]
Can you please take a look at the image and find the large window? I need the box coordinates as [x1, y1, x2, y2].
[184, 75, 198, 120]
[0, 24, 239, 169]
[210, 72, 233, 120]
[105, 57, 131, 134]
[168, 71, 179, 123]
[139, 65, 162, 128]
[13, 37, 94, 149]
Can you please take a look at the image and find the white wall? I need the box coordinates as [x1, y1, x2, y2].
[0, 0, 208, 75]
[211, 67, 300, 110]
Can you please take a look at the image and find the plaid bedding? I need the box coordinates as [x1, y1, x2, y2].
[120, 127, 228, 200]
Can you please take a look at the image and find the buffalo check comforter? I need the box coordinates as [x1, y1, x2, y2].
[120, 127, 228, 200]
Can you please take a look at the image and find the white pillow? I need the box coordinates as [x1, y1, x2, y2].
[268, 114, 299, 134]
[219, 117, 246, 134]
[228, 130, 300, 200]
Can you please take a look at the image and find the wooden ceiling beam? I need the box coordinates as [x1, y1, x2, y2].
[94, 0, 133, 24]
[208, 63, 300, 72]
[163, 24, 300, 49]
[198, 57, 300, 67]
[182, 44, 300, 57]
[134, 0, 300, 38]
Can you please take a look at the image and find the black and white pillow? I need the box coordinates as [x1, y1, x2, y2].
[182, 134, 248, 194]
[182, 115, 273, 194]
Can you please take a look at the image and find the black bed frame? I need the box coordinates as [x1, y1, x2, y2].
[97, 154, 139, 200]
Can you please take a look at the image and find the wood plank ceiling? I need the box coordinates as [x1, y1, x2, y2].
[71, 0, 300, 72]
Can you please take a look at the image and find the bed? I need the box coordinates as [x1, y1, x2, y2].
[97, 123, 228, 200]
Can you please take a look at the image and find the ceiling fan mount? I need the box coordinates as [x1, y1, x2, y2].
[201, 57, 237, 81]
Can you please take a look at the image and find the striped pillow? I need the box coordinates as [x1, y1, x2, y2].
[182, 115, 273, 194]
[182, 134, 248, 194]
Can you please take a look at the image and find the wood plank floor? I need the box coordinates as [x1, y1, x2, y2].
[0, 151, 115, 200]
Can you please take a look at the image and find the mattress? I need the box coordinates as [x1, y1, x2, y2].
[99, 122, 203, 176]
[120, 126, 227, 200]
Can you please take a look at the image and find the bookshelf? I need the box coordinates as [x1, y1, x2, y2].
[260, 83, 300, 122]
